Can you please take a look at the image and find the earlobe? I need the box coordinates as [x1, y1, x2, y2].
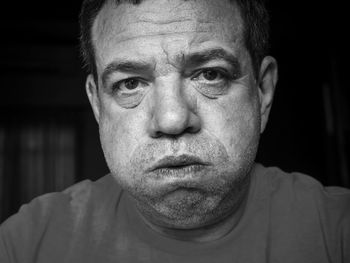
[258, 56, 278, 134]
[85, 74, 101, 123]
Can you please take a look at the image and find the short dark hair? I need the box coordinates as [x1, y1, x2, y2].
[79, 0, 269, 80]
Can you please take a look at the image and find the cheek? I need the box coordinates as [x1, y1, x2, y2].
[226, 103, 260, 155]
[202, 87, 260, 158]
[99, 102, 144, 170]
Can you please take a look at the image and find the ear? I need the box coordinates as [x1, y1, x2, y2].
[257, 56, 278, 134]
[85, 74, 101, 123]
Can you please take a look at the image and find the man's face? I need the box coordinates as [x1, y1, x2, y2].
[87, 0, 274, 228]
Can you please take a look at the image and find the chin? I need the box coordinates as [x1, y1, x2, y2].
[139, 192, 220, 229]
[130, 164, 252, 229]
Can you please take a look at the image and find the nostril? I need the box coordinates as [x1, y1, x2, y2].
[149, 111, 201, 138]
[148, 88, 201, 138]
[187, 114, 201, 134]
[153, 108, 188, 133]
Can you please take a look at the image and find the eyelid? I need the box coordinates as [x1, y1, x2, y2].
[190, 67, 232, 80]
[112, 77, 148, 91]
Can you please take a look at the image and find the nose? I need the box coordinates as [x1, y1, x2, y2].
[148, 77, 201, 138]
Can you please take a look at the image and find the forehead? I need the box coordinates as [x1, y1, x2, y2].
[92, 0, 245, 71]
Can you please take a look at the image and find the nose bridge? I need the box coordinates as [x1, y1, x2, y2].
[153, 75, 189, 131]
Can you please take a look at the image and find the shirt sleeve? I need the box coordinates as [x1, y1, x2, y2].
[0, 193, 63, 263]
[0, 226, 12, 263]
[342, 219, 350, 263]
[339, 193, 350, 263]
[0, 201, 43, 263]
[322, 186, 350, 263]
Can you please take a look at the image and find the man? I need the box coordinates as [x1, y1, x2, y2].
[0, 0, 349, 262]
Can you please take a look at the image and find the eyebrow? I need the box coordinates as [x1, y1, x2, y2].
[180, 48, 242, 75]
[101, 48, 241, 86]
[102, 60, 154, 87]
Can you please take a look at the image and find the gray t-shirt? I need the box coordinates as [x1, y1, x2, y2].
[1, 163, 349, 262]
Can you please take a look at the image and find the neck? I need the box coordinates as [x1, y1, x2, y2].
[135, 184, 250, 242]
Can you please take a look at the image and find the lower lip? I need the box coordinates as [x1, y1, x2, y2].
[152, 164, 206, 177]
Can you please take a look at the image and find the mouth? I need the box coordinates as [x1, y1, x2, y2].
[147, 154, 210, 174]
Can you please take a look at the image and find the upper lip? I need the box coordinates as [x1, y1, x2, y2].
[147, 154, 209, 172]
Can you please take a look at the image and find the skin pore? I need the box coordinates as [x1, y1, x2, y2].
[86, 0, 277, 242]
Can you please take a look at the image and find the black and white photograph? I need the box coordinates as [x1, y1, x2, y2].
[0, 0, 349, 262]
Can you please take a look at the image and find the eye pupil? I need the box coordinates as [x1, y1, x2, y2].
[203, 70, 218, 81]
[124, 79, 139, 90]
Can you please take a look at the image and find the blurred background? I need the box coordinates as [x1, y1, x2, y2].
[0, 0, 349, 223]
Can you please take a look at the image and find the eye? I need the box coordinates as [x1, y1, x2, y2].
[192, 68, 228, 83]
[190, 68, 234, 98]
[114, 78, 143, 91]
[202, 69, 220, 81]
[110, 77, 148, 108]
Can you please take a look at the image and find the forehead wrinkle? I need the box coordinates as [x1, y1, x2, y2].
[94, 0, 239, 43]
[94, 13, 215, 49]
[134, 6, 196, 24]
[93, 0, 247, 74]
[105, 27, 214, 46]
[134, 0, 199, 19]
[118, 17, 214, 37]
[131, 17, 194, 25]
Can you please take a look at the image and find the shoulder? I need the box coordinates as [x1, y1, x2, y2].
[255, 163, 348, 195]
[254, 164, 350, 261]
[2, 174, 121, 227]
[260, 164, 350, 206]
[256, 164, 350, 214]
[0, 175, 122, 262]
[254, 164, 350, 231]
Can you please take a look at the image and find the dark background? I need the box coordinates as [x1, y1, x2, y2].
[0, 0, 349, 222]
